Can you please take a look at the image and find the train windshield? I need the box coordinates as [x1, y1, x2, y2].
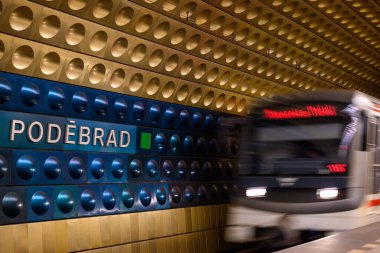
[238, 103, 355, 176]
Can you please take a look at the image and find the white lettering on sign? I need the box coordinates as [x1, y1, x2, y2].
[9, 119, 131, 148]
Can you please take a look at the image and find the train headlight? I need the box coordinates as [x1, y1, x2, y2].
[246, 187, 267, 198]
[317, 188, 339, 199]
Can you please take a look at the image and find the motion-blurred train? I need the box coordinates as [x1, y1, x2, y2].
[225, 90, 380, 243]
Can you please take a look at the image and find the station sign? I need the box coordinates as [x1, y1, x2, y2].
[0, 110, 137, 154]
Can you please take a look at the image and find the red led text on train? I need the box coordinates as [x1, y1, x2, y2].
[327, 163, 347, 173]
[263, 105, 337, 119]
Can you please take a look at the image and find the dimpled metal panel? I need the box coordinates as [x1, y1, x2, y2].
[0, 71, 237, 226]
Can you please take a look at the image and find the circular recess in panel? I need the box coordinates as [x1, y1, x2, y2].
[213, 44, 227, 59]
[40, 52, 60, 75]
[283, 1, 299, 12]
[210, 16, 225, 31]
[246, 33, 260, 46]
[225, 49, 238, 63]
[235, 0, 250, 14]
[318, 0, 334, 8]
[195, 9, 211, 25]
[186, 34, 201, 50]
[148, 49, 163, 67]
[171, 28, 186, 45]
[223, 22, 237, 37]
[130, 44, 147, 63]
[237, 53, 249, 67]
[146, 77, 160, 96]
[215, 94, 226, 109]
[266, 65, 276, 77]
[162, 81, 175, 98]
[278, 24, 291, 36]
[219, 71, 230, 86]
[275, 68, 284, 80]
[12, 45, 34, 70]
[129, 73, 143, 92]
[111, 37, 128, 57]
[260, 90, 266, 96]
[226, 96, 236, 111]
[257, 61, 268, 74]
[48, 87, 65, 111]
[194, 63, 206, 79]
[292, 8, 307, 18]
[247, 58, 259, 71]
[109, 68, 125, 88]
[200, 39, 214, 55]
[237, 99, 247, 112]
[221, 0, 233, 7]
[287, 29, 300, 40]
[254, 11, 270, 24]
[89, 31, 108, 52]
[93, 0, 113, 19]
[31, 191, 50, 215]
[247, 7, 262, 20]
[180, 59, 193, 76]
[9, 6, 33, 31]
[301, 13, 316, 24]
[273, 0, 285, 6]
[176, 85, 190, 102]
[230, 75, 242, 89]
[115, 7, 134, 26]
[165, 54, 179, 72]
[203, 91, 214, 106]
[235, 28, 249, 41]
[163, 0, 179, 11]
[180, 2, 197, 19]
[0, 40, 4, 60]
[135, 14, 153, 33]
[154, 21, 170, 39]
[66, 58, 84, 80]
[2, 192, 23, 218]
[88, 63, 106, 85]
[190, 88, 202, 104]
[207, 68, 219, 83]
[268, 19, 283, 31]
[39, 15, 61, 39]
[68, 0, 88, 10]
[276, 46, 288, 58]
[66, 23, 85, 46]
[240, 78, 250, 92]
[257, 38, 270, 50]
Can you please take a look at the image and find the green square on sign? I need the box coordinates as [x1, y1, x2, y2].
[140, 132, 151, 149]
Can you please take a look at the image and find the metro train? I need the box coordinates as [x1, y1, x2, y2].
[225, 90, 380, 243]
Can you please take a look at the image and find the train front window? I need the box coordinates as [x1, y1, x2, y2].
[238, 118, 352, 176]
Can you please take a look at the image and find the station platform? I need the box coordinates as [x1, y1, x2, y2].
[277, 222, 380, 253]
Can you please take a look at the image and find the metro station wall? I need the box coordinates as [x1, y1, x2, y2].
[0, 0, 252, 251]
[0, 71, 237, 224]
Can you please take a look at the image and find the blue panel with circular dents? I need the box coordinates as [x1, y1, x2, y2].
[53, 186, 78, 219]
[161, 159, 174, 179]
[108, 156, 127, 182]
[64, 153, 88, 184]
[0, 187, 27, 224]
[100, 185, 119, 214]
[27, 186, 53, 221]
[0, 71, 237, 225]
[153, 130, 167, 153]
[39, 152, 65, 185]
[15, 76, 44, 113]
[12, 151, 40, 185]
[0, 151, 11, 185]
[145, 158, 160, 180]
[0, 73, 17, 110]
[129, 158, 143, 180]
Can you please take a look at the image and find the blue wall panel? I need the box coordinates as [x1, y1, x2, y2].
[0, 71, 238, 225]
